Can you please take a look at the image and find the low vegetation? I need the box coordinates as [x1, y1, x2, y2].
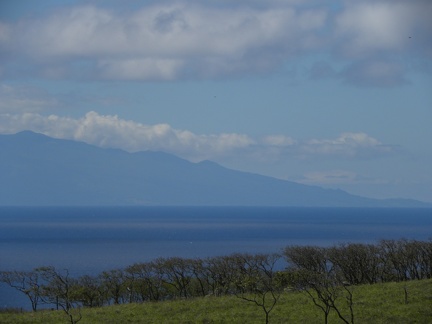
[1, 239, 431, 323]
[1, 279, 431, 323]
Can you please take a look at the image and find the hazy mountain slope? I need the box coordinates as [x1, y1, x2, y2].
[0, 131, 427, 206]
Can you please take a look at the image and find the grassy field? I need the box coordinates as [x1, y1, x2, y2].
[1, 279, 431, 323]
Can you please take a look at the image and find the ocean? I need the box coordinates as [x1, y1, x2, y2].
[1, 206, 431, 309]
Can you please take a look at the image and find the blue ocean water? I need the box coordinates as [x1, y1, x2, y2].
[0, 206, 431, 309]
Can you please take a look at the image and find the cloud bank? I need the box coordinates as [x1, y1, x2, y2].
[297, 170, 389, 185]
[0, 111, 394, 162]
[0, 0, 430, 86]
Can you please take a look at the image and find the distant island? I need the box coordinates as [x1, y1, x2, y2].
[0, 131, 428, 207]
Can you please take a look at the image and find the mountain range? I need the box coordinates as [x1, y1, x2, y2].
[0, 131, 428, 207]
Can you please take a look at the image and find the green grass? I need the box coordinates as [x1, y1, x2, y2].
[1, 279, 431, 323]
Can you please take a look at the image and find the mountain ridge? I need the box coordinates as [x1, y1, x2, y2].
[0, 131, 428, 207]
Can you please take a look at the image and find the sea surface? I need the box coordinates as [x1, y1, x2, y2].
[1, 206, 431, 309]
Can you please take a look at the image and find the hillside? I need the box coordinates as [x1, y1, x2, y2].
[1, 279, 431, 323]
[0, 131, 427, 207]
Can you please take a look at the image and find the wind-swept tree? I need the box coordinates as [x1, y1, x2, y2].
[233, 253, 282, 324]
[204, 255, 240, 296]
[293, 269, 355, 324]
[328, 243, 382, 285]
[284, 245, 355, 324]
[125, 262, 166, 302]
[283, 245, 330, 274]
[0, 269, 44, 311]
[189, 258, 210, 297]
[38, 266, 82, 324]
[99, 269, 127, 305]
[154, 257, 194, 299]
[73, 275, 104, 307]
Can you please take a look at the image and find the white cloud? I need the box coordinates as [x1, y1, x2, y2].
[296, 169, 389, 185]
[336, 1, 432, 58]
[0, 1, 430, 85]
[0, 111, 394, 162]
[0, 111, 255, 161]
[302, 132, 393, 158]
[0, 3, 327, 80]
[299, 170, 359, 185]
[332, 1, 432, 85]
[336, 2, 410, 56]
[262, 135, 296, 147]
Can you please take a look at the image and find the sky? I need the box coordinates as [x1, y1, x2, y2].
[0, 0, 431, 203]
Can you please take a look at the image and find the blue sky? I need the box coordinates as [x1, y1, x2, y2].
[0, 0, 431, 202]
